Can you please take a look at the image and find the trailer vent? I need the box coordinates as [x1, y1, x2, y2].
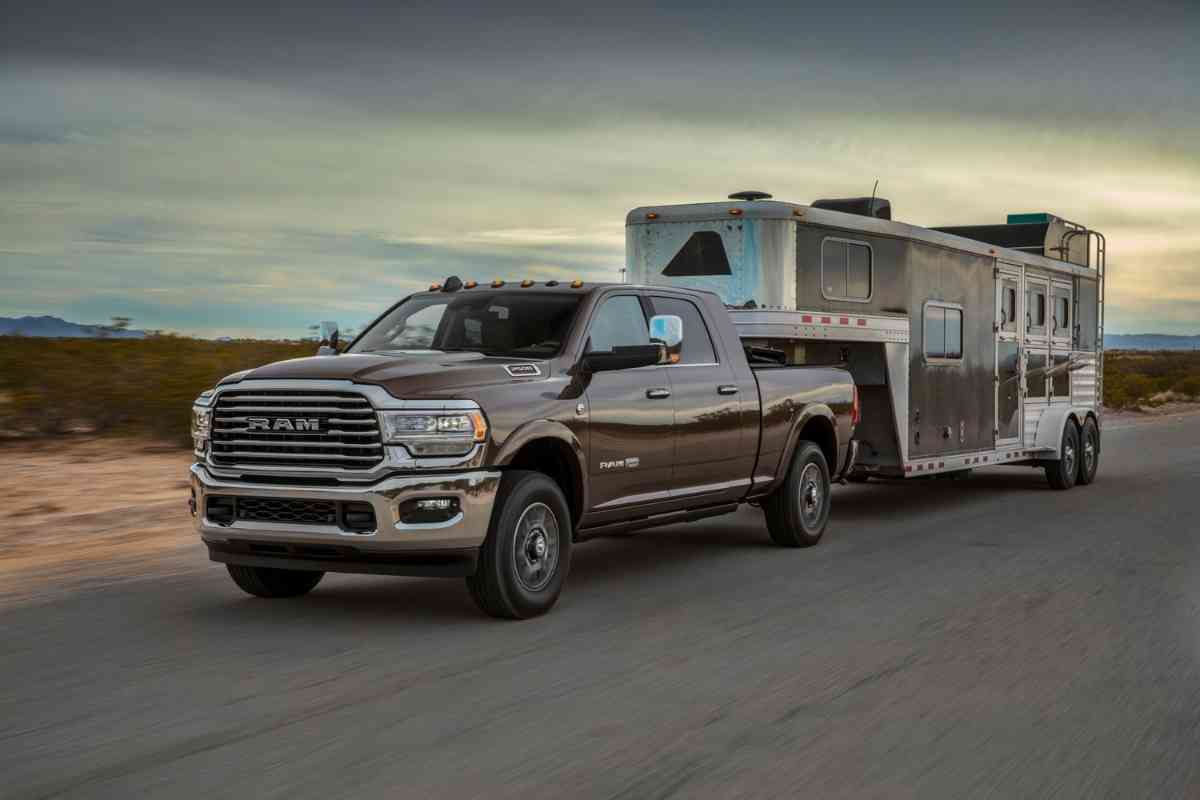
[811, 197, 892, 220]
[662, 231, 732, 277]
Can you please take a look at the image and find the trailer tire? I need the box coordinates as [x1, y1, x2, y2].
[1078, 417, 1100, 485]
[764, 441, 832, 547]
[226, 565, 324, 598]
[1045, 421, 1080, 491]
[466, 470, 571, 619]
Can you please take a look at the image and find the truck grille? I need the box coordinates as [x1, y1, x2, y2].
[210, 389, 384, 471]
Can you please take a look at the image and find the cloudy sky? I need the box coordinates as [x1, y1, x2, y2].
[3, 1, 1198, 337]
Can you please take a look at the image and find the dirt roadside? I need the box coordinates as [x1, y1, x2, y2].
[0, 438, 200, 605]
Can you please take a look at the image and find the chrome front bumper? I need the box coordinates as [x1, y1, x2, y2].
[190, 463, 502, 553]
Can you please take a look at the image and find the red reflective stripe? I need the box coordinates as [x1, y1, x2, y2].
[821, 316, 832, 324]
[857, 318, 867, 326]
[839, 317, 850, 325]
[801, 315, 813, 323]
[905, 465, 913, 473]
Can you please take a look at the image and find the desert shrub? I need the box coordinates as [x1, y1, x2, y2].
[0, 336, 313, 444]
[1175, 375, 1200, 398]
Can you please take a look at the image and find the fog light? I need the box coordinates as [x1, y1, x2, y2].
[399, 497, 461, 525]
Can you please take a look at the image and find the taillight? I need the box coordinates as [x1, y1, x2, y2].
[851, 386, 861, 427]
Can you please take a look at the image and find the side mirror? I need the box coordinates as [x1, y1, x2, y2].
[581, 344, 666, 373]
[317, 322, 340, 356]
[649, 314, 683, 364]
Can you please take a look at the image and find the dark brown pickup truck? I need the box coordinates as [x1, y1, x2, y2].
[190, 280, 857, 617]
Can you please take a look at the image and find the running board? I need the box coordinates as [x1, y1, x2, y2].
[576, 503, 739, 541]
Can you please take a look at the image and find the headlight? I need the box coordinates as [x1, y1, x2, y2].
[380, 411, 488, 457]
[191, 405, 212, 451]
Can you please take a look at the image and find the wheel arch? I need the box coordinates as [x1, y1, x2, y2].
[1034, 406, 1088, 458]
[771, 405, 839, 490]
[493, 421, 586, 530]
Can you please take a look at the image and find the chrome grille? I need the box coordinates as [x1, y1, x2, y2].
[210, 389, 383, 471]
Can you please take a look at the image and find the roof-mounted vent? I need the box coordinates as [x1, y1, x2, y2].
[728, 190, 772, 201]
[811, 197, 891, 220]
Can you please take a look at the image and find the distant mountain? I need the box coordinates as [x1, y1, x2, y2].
[0, 316, 147, 339]
[1106, 334, 1200, 351]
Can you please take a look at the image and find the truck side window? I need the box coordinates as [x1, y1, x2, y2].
[821, 238, 872, 301]
[924, 303, 963, 361]
[650, 296, 717, 365]
[586, 296, 650, 353]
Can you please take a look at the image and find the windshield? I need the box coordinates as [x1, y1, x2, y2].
[350, 291, 582, 358]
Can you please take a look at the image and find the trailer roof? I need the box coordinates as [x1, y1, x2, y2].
[626, 200, 1098, 280]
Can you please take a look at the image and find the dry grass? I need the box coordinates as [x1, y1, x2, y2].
[1104, 350, 1200, 409]
[0, 336, 312, 444]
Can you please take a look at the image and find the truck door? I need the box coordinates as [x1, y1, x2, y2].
[648, 294, 753, 504]
[582, 294, 675, 514]
[995, 263, 1023, 445]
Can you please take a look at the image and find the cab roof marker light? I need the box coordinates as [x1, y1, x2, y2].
[521, 279, 534, 287]
[570, 279, 584, 288]
[545, 280, 559, 287]
[429, 283, 442, 291]
[646, 212, 659, 219]
[729, 208, 743, 216]
[492, 279, 505, 287]
[464, 280, 477, 289]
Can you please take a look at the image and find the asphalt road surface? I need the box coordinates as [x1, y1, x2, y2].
[5, 414, 1200, 799]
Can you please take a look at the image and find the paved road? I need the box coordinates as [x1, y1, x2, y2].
[4, 415, 1200, 799]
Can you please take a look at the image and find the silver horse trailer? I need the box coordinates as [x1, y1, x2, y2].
[626, 191, 1105, 489]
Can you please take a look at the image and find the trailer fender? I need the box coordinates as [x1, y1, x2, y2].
[1033, 406, 1085, 458]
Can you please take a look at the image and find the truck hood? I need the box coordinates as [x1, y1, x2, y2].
[226, 352, 549, 398]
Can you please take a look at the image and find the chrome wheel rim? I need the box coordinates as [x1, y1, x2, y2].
[798, 463, 824, 529]
[1063, 441, 1077, 477]
[1084, 431, 1096, 475]
[512, 502, 559, 592]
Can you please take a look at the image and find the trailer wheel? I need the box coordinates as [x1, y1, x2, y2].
[226, 565, 324, 598]
[1045, 421, 1080, 491]
[1077, 417, 1100, 485]
[466, 470, 572, 619]
[764, 441, 831, 547]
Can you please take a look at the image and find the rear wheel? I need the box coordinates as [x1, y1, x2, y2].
[1077, 417, 1100, 485]
[466, 471, 572, 619]
[764, 441, 832, 547]
[226, 564, 324, 598]
[1045, 421, 1080, 491]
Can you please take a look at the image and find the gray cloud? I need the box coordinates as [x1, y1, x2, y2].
[2, 1, 1199, 336]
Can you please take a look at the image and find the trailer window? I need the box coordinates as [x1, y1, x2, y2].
[1052, 286, 1071, 337]
[924, 303, 963, 361]
[662, 231, 732, 277]
[1003, 288, 1017, 328]
[821, 238, 872, 301]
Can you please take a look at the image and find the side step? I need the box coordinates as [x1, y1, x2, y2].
[576, 503, 739, 541]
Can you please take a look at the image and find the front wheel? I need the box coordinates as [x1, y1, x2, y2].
[226, 564, 324, 598]
[764, 441, 832, 547]
[466, 471, 572, 619]
[1045, 421, 1080, 491]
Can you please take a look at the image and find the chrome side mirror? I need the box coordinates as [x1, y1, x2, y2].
[317, 320, 340, 355]
[649, 314, 683, 364]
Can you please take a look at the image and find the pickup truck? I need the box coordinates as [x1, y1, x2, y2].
[190, 279, 858, 617]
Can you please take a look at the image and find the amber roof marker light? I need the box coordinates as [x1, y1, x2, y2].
[520, 279, 534, 287]
[570, 279, 584, 288]
[492, 279, 505, 287]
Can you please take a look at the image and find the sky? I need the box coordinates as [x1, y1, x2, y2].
[3, 0, 1199, 338]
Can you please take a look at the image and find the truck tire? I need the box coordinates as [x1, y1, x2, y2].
[1045, 421, 1080, 491]
[466, 470, 572, 619]
[1078, 417, 1100, 485]
[764, 441, 832, 547]
[226, 564, 324, 598]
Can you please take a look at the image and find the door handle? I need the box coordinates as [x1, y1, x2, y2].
[717, 385, 739, 395]
[646, 388, 671, 399]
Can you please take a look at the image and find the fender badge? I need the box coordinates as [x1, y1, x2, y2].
[504, 364, 542, 377]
